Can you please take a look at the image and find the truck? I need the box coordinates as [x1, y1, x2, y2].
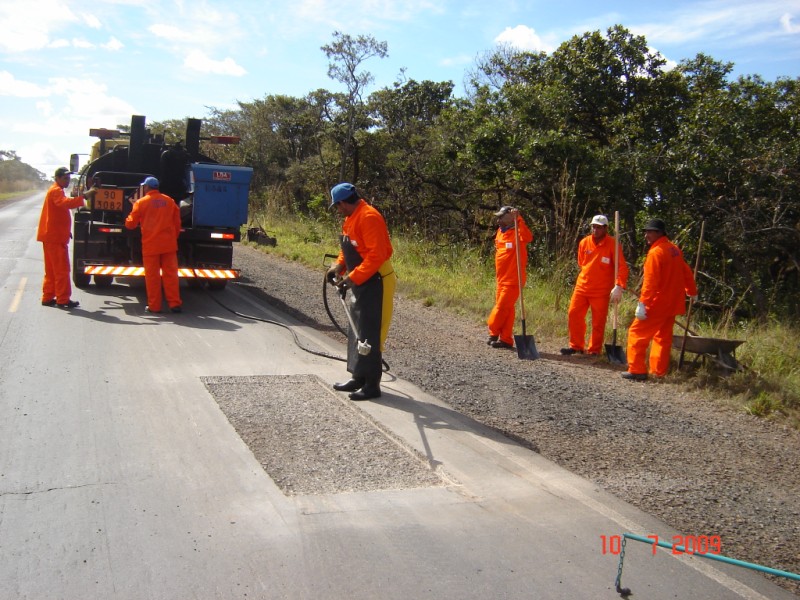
[70, 114, 253, 291]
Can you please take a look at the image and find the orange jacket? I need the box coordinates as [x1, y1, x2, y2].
[574, 234, 629, 297]
[36, 183, 85, 244]
[125, 191, 181, 256]
[335, 199, 393, 285]
[494, 217, 533, 286]
[640, 236, 698, 317]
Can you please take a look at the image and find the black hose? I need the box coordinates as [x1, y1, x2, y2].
[321, 254, 390, 373]
[205, 286, 346, 364]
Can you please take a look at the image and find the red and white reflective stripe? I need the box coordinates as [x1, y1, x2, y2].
[192, 269, 239, 279]
[84, 265, 144, 276]
[83, 265, 239, 279]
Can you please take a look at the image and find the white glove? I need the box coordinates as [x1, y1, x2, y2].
[610, 285, 623, 304]
[635, 302, 647, 320]
[689, 295, 698, 302]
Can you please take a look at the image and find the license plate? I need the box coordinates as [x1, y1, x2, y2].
[93, 188, 124, 211]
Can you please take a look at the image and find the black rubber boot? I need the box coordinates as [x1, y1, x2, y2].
[333, 377, 365, 392]
[349, 376, 381, 401]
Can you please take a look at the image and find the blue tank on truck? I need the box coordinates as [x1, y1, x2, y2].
[70, 115, 253, 291]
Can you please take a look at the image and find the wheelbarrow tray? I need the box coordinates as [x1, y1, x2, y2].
[672, 334, 745, 373]
[671, 335, 745, 355]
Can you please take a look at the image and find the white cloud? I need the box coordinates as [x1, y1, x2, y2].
[72, 38, 94, 49]
[149, 23, 198, 44]
[0, 0, 81, 52]
[440, 54, 473, 68]
[102, 37, 124, 51]
[634, 0, 800, 46]
[183, 50, 247, 76]
[780, 13, 800, 34]
[82, 12, 102, 29]
[0, 71, 51, 98]
[495, 25, 555, 53]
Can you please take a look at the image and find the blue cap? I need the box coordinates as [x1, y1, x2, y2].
[141, 176, 159, 188]
[329, 182, 357, 207]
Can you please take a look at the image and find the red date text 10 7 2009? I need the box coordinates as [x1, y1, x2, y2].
[600, 535, 722, 556]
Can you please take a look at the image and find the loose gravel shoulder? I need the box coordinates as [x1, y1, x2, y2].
[233, 243, 800, 595]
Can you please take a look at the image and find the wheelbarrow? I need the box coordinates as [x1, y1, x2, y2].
[671, 334, 745, 372]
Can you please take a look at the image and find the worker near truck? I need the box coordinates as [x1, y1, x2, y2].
[326, 183, 396, 401]
[487, 206, 534, 349]
[623, 219, 697, 381]
[37, 167, 86, 309]
[561, 214, 629, 356]
[125, 177, 183, 314]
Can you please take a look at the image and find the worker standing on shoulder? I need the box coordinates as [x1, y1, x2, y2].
[561, 215, 629, 356]
[623, 219, 697, 381]
[37, 167, 87, 309]
[487, 206, 534, 349]
[125, 177, 183, 314]
[326, 183, 396, 401]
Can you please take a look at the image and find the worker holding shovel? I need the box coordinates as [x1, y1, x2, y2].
[487, 206, 534, 350]
[623, 219, 697, 381]
[561, 214, 629, 357]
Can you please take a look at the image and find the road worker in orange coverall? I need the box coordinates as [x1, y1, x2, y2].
[326, 183, 396, 401]
[125, 177, 183, 314]
[623, 219, 697, 381]
[487, 206, 534, 349]
[37, 167, 86, 309]
[561, 214, 629, 356]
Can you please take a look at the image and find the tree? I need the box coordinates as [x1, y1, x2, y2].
[321, 31, 388, 183]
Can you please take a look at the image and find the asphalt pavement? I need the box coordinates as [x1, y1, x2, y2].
[0, 193, 795, 599]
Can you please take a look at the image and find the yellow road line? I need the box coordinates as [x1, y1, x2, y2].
[8, 277, 26, 313]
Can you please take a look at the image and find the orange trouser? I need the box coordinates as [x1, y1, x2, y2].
[41, 241, 72, 304]
[626, 313, 676, 377]
[143, 252, 181, 312]
[567, 292, 610, 354]
[487, 283, 519, 344]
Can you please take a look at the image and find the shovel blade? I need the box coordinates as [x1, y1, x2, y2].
[514, 334, 540, 360]
[605, 343, 627, 366]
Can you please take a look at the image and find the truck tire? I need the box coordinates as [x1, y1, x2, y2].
[93, 275, 114, 287]
[73, 268, 91, 288]
[207, 280, 228, 291]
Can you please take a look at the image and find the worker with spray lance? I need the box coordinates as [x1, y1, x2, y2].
[325, 183, 396, 400]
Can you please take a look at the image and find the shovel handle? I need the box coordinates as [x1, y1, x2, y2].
[678, 221, 705, 368]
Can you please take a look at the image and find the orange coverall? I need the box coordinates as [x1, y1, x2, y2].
[487, 217, 534, 346]
[626, 236, 697, 377]
[334, 199, 395, 350]
[125, 191, 182, 312]
[37, 183, 85, 304]
[567, 234, 629, 354]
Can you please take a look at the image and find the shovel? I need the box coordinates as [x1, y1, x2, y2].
[512, 215, 539, 360]
[605, 210, 627, 366]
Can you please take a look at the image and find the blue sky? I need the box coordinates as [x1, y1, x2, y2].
[1, 0, 799, 177]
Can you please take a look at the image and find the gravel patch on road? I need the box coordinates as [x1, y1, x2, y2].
[203, 374, 446, 496]
[232, 243, 800, 595]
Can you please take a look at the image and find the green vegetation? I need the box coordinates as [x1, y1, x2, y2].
[246, 210, 800, 429]
[0, 151, 47, 195]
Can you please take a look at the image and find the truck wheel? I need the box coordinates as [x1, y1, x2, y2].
[73, 265, 91, 288]
[187, 278, 204, 289]
[207, 280, 228, 291]
[93, 275, 114, 287]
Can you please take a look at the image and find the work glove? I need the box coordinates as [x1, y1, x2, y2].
[635, 302, 647, 320]
[326, 265, 342, 286]
[610, 285, 624, 304]
[689, 295, 698, 302]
